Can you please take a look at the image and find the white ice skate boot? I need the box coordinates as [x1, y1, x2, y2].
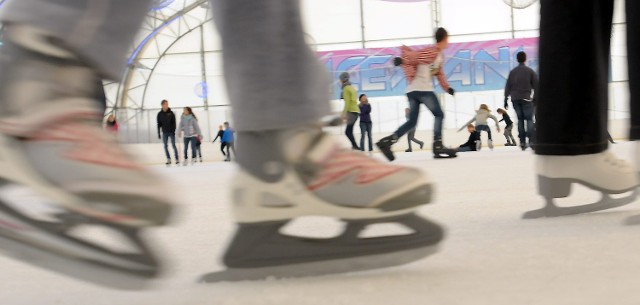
[201, 128, 444, 282]
[524, 151, 639, 218]
[0, 26, 174, 289]
[488, 139, 494, 150]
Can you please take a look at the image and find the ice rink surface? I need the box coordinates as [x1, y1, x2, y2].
[3, 141, 640, 305]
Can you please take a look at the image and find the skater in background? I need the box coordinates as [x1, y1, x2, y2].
[607, 131, 616, 144]
[212, 124, 227, 158]
[527, 0, 639, 218]
[504, 51, 537, 150]
[359, 94, 373, 153]
[405, 107, 424, 152]
[496, 108, 516, 146]
[178, 107, 202, 166]
[458, 104, 500, 150]
[457, 124, 481, 152]
[105, 114, 119, 134]
[0, 0, 443, 286]
[196, 135, 203, 162]
[221, 121, 235, 162]
[158, 99, 180, 165]
[340, 72, 360, 150]
[377, 27, 457, 160]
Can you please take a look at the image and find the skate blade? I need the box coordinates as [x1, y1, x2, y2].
[433, 154, 457, 159]
[523, 190, 638, 219]
[0, 233, 154, 290]
[199, 244, 438, 283]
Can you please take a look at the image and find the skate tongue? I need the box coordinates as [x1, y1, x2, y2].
[283, 130, 338, 165]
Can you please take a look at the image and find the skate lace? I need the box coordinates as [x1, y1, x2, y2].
[307, 150, 403, 191]
[30, 121, 141, 169]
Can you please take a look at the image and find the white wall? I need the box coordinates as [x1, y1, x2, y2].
[126, 118, 630, 166]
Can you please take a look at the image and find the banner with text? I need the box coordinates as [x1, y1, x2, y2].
[319, 37, 538, 98]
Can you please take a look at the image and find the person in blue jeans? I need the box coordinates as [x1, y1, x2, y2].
[178, 107, 202, 166]
[504, 51, 538, 151]
[377, 28, 456, 161]
[158, 99, 179, 165]
[358, 94, 373, 153]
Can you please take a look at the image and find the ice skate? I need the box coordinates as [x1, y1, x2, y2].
[200, 157, 203, 163]
[523, 151, 639, 219]
[376, 134, 398, 161]
[165, 159, 171, 166]
[0, 26, 174, 289]
[175, 159, 180, 165]
[432, 140, 457, 159]
[201, 129, 443, 283]
[488, 140, 494, 150]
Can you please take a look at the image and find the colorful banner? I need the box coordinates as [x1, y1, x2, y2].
[319, 37, 539, 98]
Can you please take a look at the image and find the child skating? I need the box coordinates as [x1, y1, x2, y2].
[458, 104, 500, 150]
[496, 108, 516, 146]
[457, 124, 481, 152]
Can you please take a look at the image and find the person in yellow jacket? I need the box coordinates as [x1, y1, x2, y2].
[340, 72, 360, 150]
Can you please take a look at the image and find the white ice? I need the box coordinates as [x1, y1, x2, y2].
[2, 142, 640, 305]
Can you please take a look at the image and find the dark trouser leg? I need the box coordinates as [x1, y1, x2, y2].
[345, 112, 359, 149]
[162, 133, 170, 159]
[514, 100, 526, 145]
[394, 94, 420, 138]
[522, 102, 535, 145]
[536, 0, 613, 155]
[407, 129, 415, 150]
[169, 133, 178, 159]
[359, 122, 366, 151]
[183, 137, 189, 159]
[190, 138, 197, 159]
[422, 92, 444, 141]
[504, 125, 511, 144]
[221, 143, 227, 156]
[628, 0, 640, 140]
[366, 122, 373, 151]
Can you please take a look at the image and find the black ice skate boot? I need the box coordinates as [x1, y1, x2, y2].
[376, 134, 398, 161]
[433, 140, 457, 159]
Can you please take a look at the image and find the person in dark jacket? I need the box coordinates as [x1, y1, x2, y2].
[358, 94, 373, 153]
[157, 99, 179, 165]
[504, 51, 538, 150]
[212, 125, 227, 158]
[497, 108, 516, 146]
[458, 124, 481, 152]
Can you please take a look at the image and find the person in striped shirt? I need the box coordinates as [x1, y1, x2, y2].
[376, 27, 456, 161]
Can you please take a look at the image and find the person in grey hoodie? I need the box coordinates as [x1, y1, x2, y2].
[178, 107, 202, 166]
[458, 104, 500, 150]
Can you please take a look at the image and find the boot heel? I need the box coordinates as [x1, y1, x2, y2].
[538, 175, 571, 198]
